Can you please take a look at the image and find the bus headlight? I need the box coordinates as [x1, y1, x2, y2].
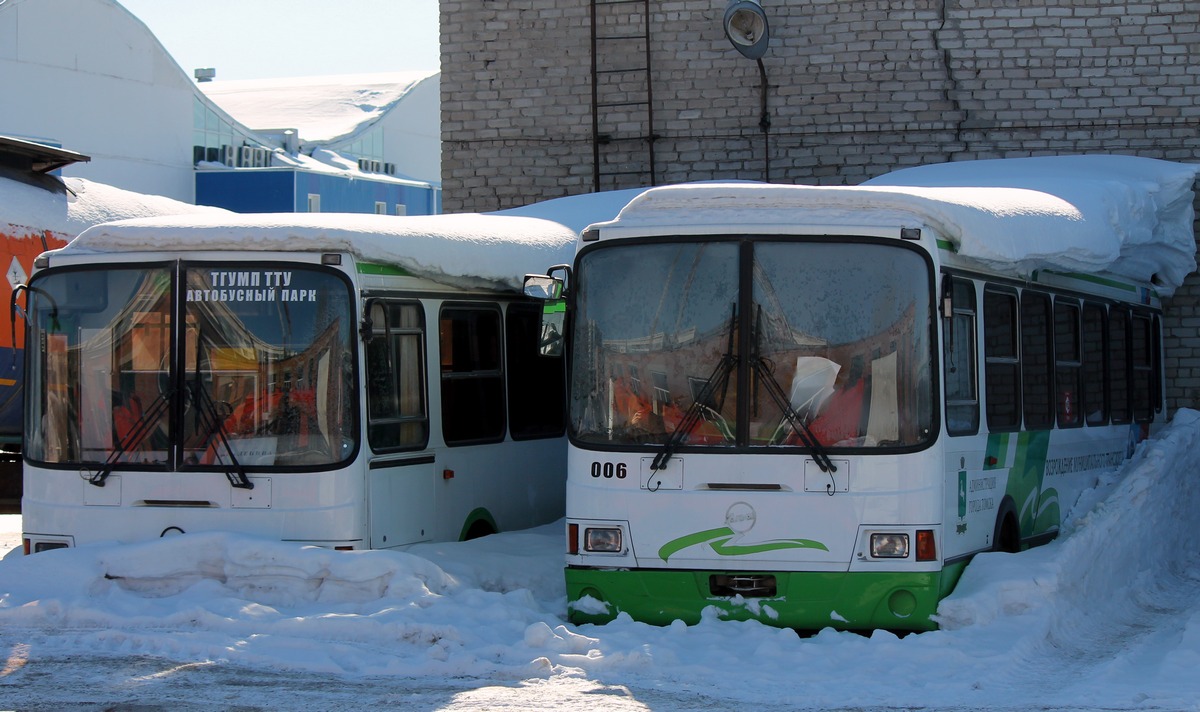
[870, 533, 909, 558]
[584, 527, 623, 553]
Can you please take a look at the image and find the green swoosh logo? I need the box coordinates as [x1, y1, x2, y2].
[658, 527, 829, 562]
[659, 527, 734, 561]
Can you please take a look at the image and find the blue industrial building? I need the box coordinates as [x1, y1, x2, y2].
[1, 0, 441, 216]
[194, 71, 442, 216]
[196, 168, 440, 216]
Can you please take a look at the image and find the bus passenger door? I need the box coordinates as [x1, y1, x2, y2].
[368, 457, 435, 547]
[363, 299, 434, 548]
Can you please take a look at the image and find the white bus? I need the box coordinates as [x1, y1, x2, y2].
[527, 155, 1199, 631]
[19, 211, 576, 554]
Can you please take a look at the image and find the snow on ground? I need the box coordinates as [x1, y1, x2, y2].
[3, 413, 1200, 710]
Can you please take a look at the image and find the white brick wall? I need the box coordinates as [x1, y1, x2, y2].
[441, 0, 1200, 414]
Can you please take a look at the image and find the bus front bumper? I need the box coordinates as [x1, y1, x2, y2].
[566, 564, 966, 631]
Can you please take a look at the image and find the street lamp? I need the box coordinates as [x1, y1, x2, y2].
[723, 0, 771, 181]
[723, 0, 769, 60]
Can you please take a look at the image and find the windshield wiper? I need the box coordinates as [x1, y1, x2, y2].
[650, 304, 737, 472]
[190, 330, 253, 489]
[89, 390, 171, 487]
[751, 306, 837, 475]
[189, 378, 254, 490]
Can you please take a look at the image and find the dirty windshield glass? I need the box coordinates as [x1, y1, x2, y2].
[571, 242, 739, 446]
[25, 263, 356, 470]
[570, 238, 934, 450]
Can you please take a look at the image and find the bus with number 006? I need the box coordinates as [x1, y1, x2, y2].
[524, 155, 1199, 631]
[19, 211, 576, 554]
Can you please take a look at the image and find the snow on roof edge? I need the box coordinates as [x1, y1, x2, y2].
[1, 174, 229, 239]
[54, 212, 577, 292]
[594, 156, 1200, 295]
[200, 71, 439, 145]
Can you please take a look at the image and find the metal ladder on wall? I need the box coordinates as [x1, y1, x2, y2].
[590, 0, 656, 192]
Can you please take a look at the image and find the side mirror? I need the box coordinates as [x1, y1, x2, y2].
[538, 302, 565, 357]
[523, 274, 564, 301]
[524, 265, 571, 357]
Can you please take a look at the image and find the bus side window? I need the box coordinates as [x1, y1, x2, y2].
[1081, 302, 1108, 426]
[1152, 314, 1164, 416]
[1131, 313, 1154, 423]
[440, 304, 506, 445]
[365, 300, 429, 451]
[505, 302, 566, 440]
[983, 287, 1020, 432]
[1054, 298, 1082, 428]
[1109, 307, 1131, 425]
[943, 276, 978, 436]
[1020, 290, 1053, 430]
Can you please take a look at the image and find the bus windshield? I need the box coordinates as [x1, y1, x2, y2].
[571, 238, 935, 450]
[24, 263, 356, 470]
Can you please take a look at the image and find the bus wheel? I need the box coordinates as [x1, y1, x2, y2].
[992, 500, 1020, 553]
[464, 519, 495, 540]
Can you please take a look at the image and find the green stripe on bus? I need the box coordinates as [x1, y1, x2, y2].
[1011, 430, 1052, 534]
[984, 432, 1009, 469]
[1035, 270, 1138, 293]
[357, 262, 415, 277]
[543, 301, 566, 315]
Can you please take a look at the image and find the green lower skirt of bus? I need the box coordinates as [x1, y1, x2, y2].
[566, 563, 967, 631]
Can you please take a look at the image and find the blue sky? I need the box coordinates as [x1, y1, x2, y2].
[118, 0, 440, 80]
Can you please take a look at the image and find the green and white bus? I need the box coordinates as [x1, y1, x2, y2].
[527, 156, 1198, 631]
[20, 211, 575, 554]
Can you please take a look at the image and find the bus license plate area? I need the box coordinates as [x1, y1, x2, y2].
[709, 573, 778, 598]
[804, 459, 849, 493]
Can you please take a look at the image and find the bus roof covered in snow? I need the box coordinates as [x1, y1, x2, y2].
[48, 212, 579, 292]
[586, 155, 1200, 296]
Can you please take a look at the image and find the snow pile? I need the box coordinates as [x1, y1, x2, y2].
[306, 147, 362, 173]
[941, 409, 1200, 629]
[1, 173, 228, 239]
[4, 413, 1200, 708]
[55, 212, 578, 291]
[597, 156, 1199, 295]
[868, 155, 1200, 295]
[495, 182, 768, 234]
[494, 186, 661, 234]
